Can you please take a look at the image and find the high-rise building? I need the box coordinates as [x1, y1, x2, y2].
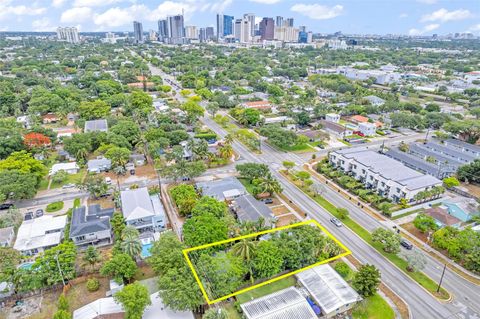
[167, 15, 185, 44]
[133, 21, 143, 44]
[307, 31, 313, 43]
[274, 26, 299, 42]
[57, 27, 80, 44]
[286, 18, 294, 27]
[298, 31, 308, 43]
[235, 18, 251, 43]
[216, 14, 234, 38]
[199, 28, 206, 42]
[185, 26, 198, 39]
[275, 16, 283, 27]
[299, 26, 306, 32]
[149, 30, 158, 41]
[206, 27, 215, 40]
[259, 17, 275, 40]
[158, 19, 168, 41]
[243, 13, 255, 37]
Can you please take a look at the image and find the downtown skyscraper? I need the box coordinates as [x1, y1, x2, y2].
[216, 14, 234, 38]
[259, 18, 274, 40]
[133, 21, 143, 44]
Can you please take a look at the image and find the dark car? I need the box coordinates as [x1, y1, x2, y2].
[0, 203, 14, 210]
[261, 198, 273, 204]
[330, 217, 343, 227]
[401, 239, 413, 250]
[24, 212, 34, 221]
[35, 209, 44, 217]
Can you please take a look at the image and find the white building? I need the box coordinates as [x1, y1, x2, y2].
[241, 286, 317, 319]
[184, 26, 198, 40]
[235, 18, 251, 43]
[325, 113, 340, 123]
[50, 162, 79, 176]
[274, 26, 299, 42]
[329, 148, 442, 202]
[358, 122, 377, 136]
[120, 188, 166, 233]
[57, 27, 80, 44]
[14, 215, 67, 255]
[296, 264, 361, 318]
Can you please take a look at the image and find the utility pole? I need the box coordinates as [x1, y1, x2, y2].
[436, 263, 447, 293]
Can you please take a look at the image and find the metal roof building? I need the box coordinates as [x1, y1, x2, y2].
[196, 177, 246, 201]
[296, 264, 361, 318]
[240, 286, 317, 319]
[233, 194, 275, 226]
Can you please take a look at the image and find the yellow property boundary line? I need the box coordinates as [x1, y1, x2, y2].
[182, 219, 351, 304]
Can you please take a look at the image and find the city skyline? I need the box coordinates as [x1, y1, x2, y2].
[0, 0, 478, 36]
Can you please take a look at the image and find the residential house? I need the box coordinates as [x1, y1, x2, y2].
[84, 119, 108, 133]
[296, 264, 361, 318]
[87, 157, 112, 173]
[425, 206, 462, 228]
[129, 153, 146, 166]
[14, 215, 67, 255]
[120, 188, 166, 233]
[358, 122, 377, 136]
[325, 113, 340, 123]
[442, 197, 479, 222]
[16, 115, 31, 129]
[42, 113, 59, 124]
[241, 287, 317, 319]
[70, 205, 114, 248]
[264, 116, 291, 125]
[50, 162, 79, 175]
[232, 194, 275, 227]
[320, 120, 353, 138]
[330, 148, 442, 202]
[0, 226, 14, 247]
[196, 177, 247, 201]
[364, 95, 386, 106]
[242, 100, 272, 111]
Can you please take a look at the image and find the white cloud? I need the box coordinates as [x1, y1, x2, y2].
[468, 23, 480, 33]
[93, 4, 149, 28]
[0, 2, 46, 20]
[290, 4, 343, 20]
[51, 0, 65, 8]
[249, 0, 282, 4]
[399, 13, 408, 18]
[416, 0, 437, 4]
[409, 23, 440, 35]
[61, 6, 93, 24]
[73, 0, 123, 7]
[210, 0, 233, 13]
[421, 8, 473, 22]
[32, 17, 56, 31]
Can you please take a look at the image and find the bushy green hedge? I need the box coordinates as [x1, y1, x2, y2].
[194, 133, 217, 140]
[46, 201, 64, 212]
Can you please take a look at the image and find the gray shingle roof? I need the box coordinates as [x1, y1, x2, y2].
[120, 188, 164, 221]
[87, 158, 112, 171]
[196, 177, 246, 201]
[70, 205, 114, 237]
[233, 195, 274, 225]
[84, 119, 108, 132]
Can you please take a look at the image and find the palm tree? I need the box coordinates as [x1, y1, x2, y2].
[259, 177, 282, 195]
[76, 148, 88, 162]
[82, 246, 102, 273]
[224, 134, 234, 145]
[121, 237, 142, 259]
[231, 239, 257, 283]
[219, 144, 234, 160]
[121, 226, 139, 241]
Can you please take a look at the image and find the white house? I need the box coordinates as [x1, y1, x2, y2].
[329, 148, 442, 202]
[364, 95, 385, 106]
[0, 226, 14, 247]
[50, 162, 79, 175]
[14, 215, 67, 255]
[120, 188, 166, 233]
[325, 113, 340, 123]
[358, 122, 377, 136]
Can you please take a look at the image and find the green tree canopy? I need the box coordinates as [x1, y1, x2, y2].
[352, 264, 381, 297]
[114, 282, 151, 319]
[101, 253, 137, 284]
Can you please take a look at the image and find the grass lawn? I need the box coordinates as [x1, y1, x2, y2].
[46, 201, 64, 212]
[38, 178, 49, 191]
[238, 178, 257, 196]
[222, 302, 242, 319]
[50, 170, 85, 189]
[282, 173, 450, 300]
[236, 276, 296, 304]
[282, 143, 316, 153]
[352, 293, 395, 319]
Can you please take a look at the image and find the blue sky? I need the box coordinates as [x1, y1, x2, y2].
[0, 0, 479, 35]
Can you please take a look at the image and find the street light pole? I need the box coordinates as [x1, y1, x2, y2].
[436, 263, 447, 293]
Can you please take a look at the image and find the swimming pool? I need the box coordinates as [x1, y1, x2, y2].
[18, 262, 34, 270]
[140, 238, 153, 259]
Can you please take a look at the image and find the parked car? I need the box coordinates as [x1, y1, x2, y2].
[105, 177, 112, 185]
[0, 203, 14, 210]
[401, 239, 413, 250]
[62, 183, 75, 189]
[330, 217, 342, 227]
[261, 198, 273, 204]
[35, 209, 44, 217]
[24, 212, 34, 221]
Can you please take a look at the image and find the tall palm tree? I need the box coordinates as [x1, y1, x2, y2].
[219, 144, 234, 160]
[82, 246, 102, 273]
[224, 134, 234, 145]
[231, 239, 257, 283]
[259, 177, 282, 195]
[121, 237, 142, 259]
[121, 226, 140, 241]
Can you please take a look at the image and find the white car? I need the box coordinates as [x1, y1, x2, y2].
[105, 177, 112, 185]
